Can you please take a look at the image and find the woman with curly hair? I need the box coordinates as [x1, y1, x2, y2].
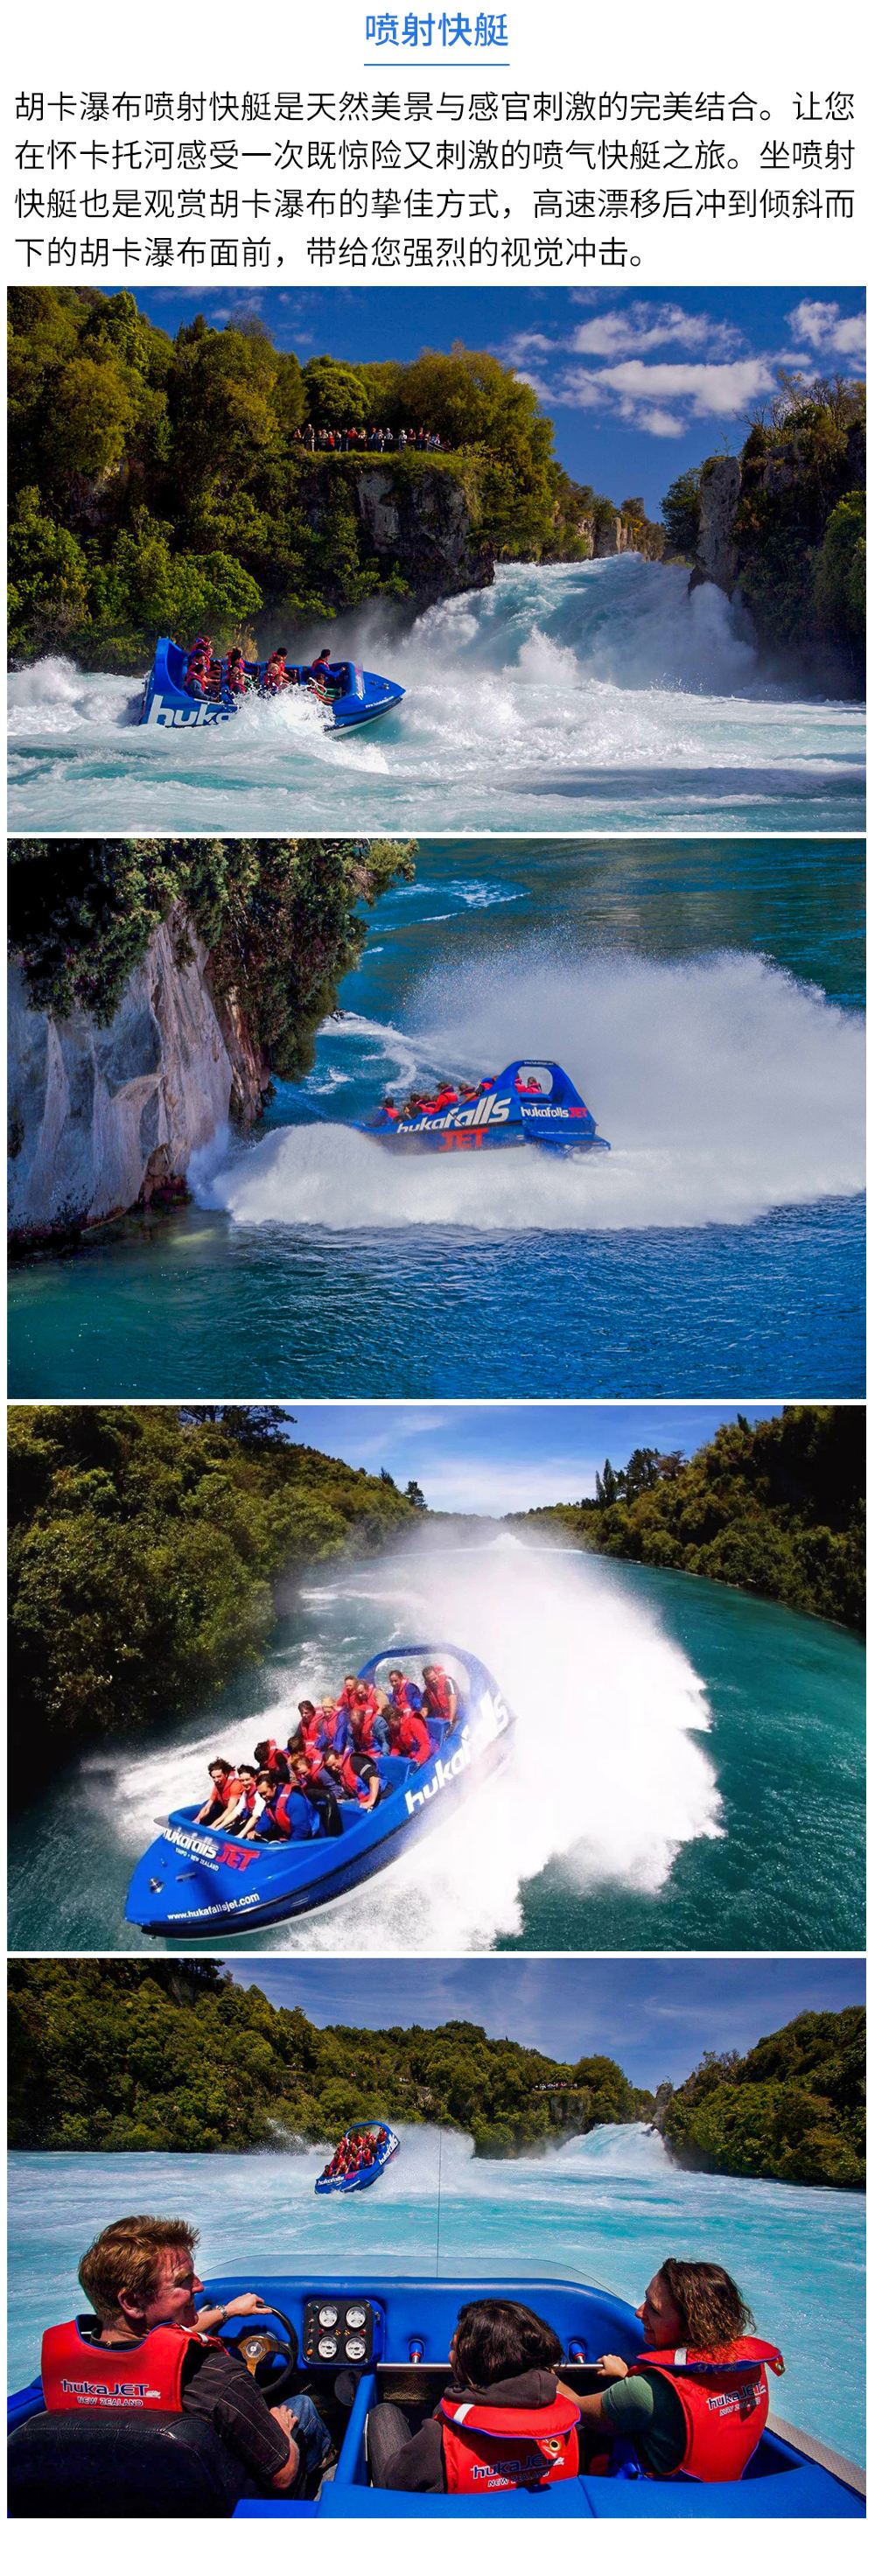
[570, 2258, 784, 2482]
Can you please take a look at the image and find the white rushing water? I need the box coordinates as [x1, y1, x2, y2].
[195, 949, 865, 1235]
[8, 558, 864, 830]
[82, 1537, 722, 1952]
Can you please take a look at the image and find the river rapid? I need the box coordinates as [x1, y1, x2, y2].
[8, 558, 865, 832]
[7, 2124, 864, 2466]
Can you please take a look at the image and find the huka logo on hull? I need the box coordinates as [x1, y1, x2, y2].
[403, 1094, 512, 1137]
[162, 1824, 220, 1861]
[404, 1693, 510, 1817]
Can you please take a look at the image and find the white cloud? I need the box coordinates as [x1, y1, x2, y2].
[418, 1457, 599, 1516]
[568, 302, 741, 359]
[788, 298, 866, 362]
[594, 357, 776, 417]
[634, 407, 686, 438]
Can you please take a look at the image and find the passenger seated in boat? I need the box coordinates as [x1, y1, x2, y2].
[196, 1759, 245, 1829]
[262, 649, 290, 693]
[287, 1750, 344, 1837]
[382, 1097, 400, 1120]
[386, 1670, 432, 1765]
[325, 1745, 382, 1811]
[367, 2298, 579, 2493]
[223, 1763, 260, 1831]
[225, 648, 248, 696]
[290, 1699, 327, 1769]
[570, 2259, 782, 2482]
[307, 648, 334, 692]
[514, 1074, 542, 1092]
[346, 1679, 390, 1755]
[422, 1664, 458, 1727]
[241, 1768, 314, 1842]
[38, 2215, 331, 2497]
[185, 652, 210, 700]
[254, 1736, 290, 1785]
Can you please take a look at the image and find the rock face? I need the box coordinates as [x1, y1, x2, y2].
[351, 464, 494, 604]
[690, 455, 742, 596]
[8, 912, 263, 1242]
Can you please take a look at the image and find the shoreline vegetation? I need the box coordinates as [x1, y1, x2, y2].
[7, 1405, 863, 1795]
[6, 1964, 864, 2189]
[9, 290, 864, 683]
[8, 286, 662, 669]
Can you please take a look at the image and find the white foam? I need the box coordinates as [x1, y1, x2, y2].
[198, 950, 864, 1236]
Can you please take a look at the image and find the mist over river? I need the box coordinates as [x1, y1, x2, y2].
[8, 841, 864, 1400]
[7, 558, 864, 832]
[8, 1543, 864, 1956]
[7, 2125, 864, 2466]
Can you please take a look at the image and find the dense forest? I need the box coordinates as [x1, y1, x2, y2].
[512, 1407, 864, 1633]
[6, 1961, 652, 2158]
[659, 2009, 865, 2191]
[8, 1966, 862, 2188]
[7, 1406, 421, 1781]
[8, 287, 660, 662]
[662, 375, 865, 680]
[8, 834, 415, 1084]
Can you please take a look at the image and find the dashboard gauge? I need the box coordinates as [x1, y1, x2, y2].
[346, 2306, 368, 2329]
[318, 2305, 338, 2328]
[318, 2334, 338, 2360]
[345, 2335, 367, 2362]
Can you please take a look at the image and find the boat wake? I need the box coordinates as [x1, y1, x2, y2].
[195, 950, 864, 1236]
[90, 1536, 723, 1953]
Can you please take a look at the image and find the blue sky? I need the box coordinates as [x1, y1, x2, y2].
[135, 283, 864, 513]
[230, 1957, 864, 2090]
[274, 1401, 780, 1515]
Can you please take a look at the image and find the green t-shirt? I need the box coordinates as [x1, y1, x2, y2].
[599, 2369, 687, 2475]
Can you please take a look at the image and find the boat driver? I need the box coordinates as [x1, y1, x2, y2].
[39, 2216, 332, 2496]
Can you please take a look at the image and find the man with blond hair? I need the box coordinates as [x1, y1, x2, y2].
[40, 2215, 330, 2496]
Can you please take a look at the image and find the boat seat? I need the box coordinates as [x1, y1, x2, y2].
[7, 2408, 252, 2518]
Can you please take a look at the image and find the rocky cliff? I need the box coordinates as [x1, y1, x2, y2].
[8, 907, 268, 1244]
[350, 461, 494, 604]
[689, 456, 742, 595]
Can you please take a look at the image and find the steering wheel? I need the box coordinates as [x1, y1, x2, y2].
[222, 2306, 300, 2405]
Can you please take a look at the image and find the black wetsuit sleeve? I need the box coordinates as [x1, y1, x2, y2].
[181, 2343, 291, 2482]
[382, 2418, 446, 2492]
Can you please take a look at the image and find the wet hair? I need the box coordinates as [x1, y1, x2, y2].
[656, 2260, 754, 2354]
[79, 2217, 198, 2325]
[297, 1702, 316, 1718]
[237, 1764, 257, 1781]
[254, 1740, 278, 1765]
[209, 1759, 234, 1778]
[453, 2300, 562, 2389]
[256, 1768, 278, 1791]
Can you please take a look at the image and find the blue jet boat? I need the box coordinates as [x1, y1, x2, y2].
[315, 2125, 400, 2195]
[358, 1060, 610, 1156]
[8, 2270, 864, 2519]
[124, 1648, 512, 1940]
[139, 638, 404, 730]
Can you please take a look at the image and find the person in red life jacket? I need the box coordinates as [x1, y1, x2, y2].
[421, 1663, 458, 1727]
[41, 2214, 330, 2494]
[225, 647, 248, 696]
[367, 2298, 580, 2494]
[346, 1678, 390, 1756]
[262, 648, 290, 693]
[254, 1736, 290, 1785]
[307, 647, 334, 693]
[386, 1670, 432, 1766]
[287, 1749, 344, 1838]
[290, 1698, 329, 1771]
[325, 1743, 382, 1812]
[185, 650, 210, 700]
[223, 1762, 260, 1831]
[249, 1768, 317, 1842]
[196, 1758, 244, 1829]
[382, 1096, 401, 1120]
[571, 2258, 783, 2482]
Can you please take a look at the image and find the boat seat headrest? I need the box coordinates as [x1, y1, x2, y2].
[7, 2408, 251, 2518]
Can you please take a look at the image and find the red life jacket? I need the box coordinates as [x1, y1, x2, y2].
[424, 1668, 453, 1720]
[237, 1780, 258, 1816]
[337, 1750, 374, 1803]
[438, 2390, 580, 2494]
[630, 2339, 784, 2482]
[263, 1783, 298, 1837]
[41, 2320, 220, 2415]
[389, 1677, 418, 1718]
[210, 1771, 242, 1810]
[393, 1710, 432, 1766]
